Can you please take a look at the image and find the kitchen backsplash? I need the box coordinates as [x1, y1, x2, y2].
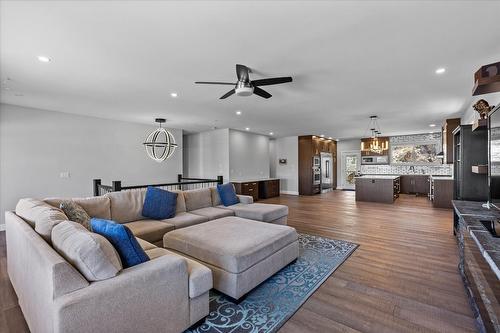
[390, 132, 441, 145]
[361, 164, 453, 175]
[360, 132, 452, 175]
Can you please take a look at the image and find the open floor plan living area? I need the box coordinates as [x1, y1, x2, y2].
[1, 1, 500, 332]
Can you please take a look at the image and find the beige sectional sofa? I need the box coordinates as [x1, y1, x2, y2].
[101, 187, 288, 246]
[5, 186, 290, 333]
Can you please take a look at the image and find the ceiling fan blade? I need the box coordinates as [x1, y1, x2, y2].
[195, 81, 235, 85]
[251, 77, 293, 86]
[236, 64, 250, 82]
[220, 89, 235, 99]
[253, 87, 272, 99]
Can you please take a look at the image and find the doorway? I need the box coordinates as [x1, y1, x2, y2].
[341, 151, 361, 190]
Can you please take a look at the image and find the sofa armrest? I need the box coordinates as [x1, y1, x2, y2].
[237, 195, 254, 204]
[54, 255, 190, 333]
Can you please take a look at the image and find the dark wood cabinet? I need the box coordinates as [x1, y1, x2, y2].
[453, 125, 488, 201]
[232, 179, 280, 201]
[442, 118, 461, 164]
[259, 179, 280, 199]
[355, 177, 400, 203]
[233, 181, 259, 201]
[400, 175, 429, 195]
[299, 135, 337, 195]
[431, 178, 454, 208]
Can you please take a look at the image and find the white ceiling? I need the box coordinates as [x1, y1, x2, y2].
[1, 1, 500, 139]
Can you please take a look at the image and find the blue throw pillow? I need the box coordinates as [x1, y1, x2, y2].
[142, 186, 178, 220]
[217, 183, 239, 206]
[90, 218, 149, 268]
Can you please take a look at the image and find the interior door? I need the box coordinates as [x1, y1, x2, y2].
[341, 151, 361, 190]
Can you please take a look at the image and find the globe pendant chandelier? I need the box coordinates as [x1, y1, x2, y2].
[143, 118, 178, 162]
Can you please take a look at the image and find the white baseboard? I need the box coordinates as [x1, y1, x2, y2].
[280, 190, 299, 195]
[0, 224, 5, 232]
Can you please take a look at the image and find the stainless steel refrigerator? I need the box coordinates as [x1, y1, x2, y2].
[320, 152, 333, 193]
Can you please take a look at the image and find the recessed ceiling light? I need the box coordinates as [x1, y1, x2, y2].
[235, 110, 242, 115]
[37, 56, 51, 63]
[429, 124, 436, 127]
[320, 134, 325, 137]
[328, 137, 333, 140]
[435, 67, 446, 74]
[245, 127, 250, 131]
[269, 132, 274, 136]
[170, 92, 178, 98]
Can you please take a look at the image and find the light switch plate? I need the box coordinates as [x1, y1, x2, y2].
[60, 171, 70, 179]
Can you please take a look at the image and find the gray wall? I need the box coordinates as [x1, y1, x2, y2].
[270, 136, 299, 194]
[183, 128, 271, 183]
[183, 128, 229, 181]
[0, 104, 183, 226]
[228, 129, 270, 181]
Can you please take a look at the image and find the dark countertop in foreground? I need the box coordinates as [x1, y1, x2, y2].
[452, 200, 500, 279]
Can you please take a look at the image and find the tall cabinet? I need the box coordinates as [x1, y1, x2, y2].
[298, 135, 337, 195]
[453, 125, 488, 201]
[442, 118, 461, 164]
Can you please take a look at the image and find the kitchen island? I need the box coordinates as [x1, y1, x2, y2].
[355, 175, 400, 203]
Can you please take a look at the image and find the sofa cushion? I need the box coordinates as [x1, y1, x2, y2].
[124, 220, 175, 244]
[106, 188, 146, 223]
[164, 216, 298, 274]
[52, 221, 122, 281]
[44, 196, 111, 220]
[163, 212, 209, 229]
[91, 218, 150, 268]
[183, 188, 212, 211]
[60, 200, 91, 230]
[172, 190, 187, 213]
[142, 187, 178, 220]
[15, 198, 68, 242]
[218, 203, 288, 222]
[217, 183, 239, 206]
[136, 237, 157, 251]
[189, 207, 234, 220]
[145, 248, 212, 298]
[210, 187, 222, 206]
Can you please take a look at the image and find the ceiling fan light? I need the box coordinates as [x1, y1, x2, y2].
[235, 86, 254, 96]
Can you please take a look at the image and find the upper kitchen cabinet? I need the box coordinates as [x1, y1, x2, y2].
[442, 118, 460, 164]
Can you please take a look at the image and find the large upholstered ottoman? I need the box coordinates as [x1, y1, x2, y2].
[218, 203, 288, 225]
[163, 216, 299, 300]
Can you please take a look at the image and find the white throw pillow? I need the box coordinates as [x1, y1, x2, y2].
[15, 198, 68, 242]
[52, 221, 123, 281]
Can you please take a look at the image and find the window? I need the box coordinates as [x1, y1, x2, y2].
[391, 143, 439, 164]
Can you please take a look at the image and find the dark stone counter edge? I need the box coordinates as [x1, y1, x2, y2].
[452, 200, 500, 280]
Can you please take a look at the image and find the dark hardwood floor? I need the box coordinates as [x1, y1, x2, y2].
[0, 191, 475, 333]
[264, 191, 475, 333]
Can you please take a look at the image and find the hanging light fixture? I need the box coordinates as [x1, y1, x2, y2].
[361, 116, 388, 154]
[143, 118, 178, 162]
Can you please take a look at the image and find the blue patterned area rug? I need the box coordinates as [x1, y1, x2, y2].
[186, 233, 358, 333]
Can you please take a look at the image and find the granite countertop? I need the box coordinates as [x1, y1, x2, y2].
[355, 175, 400, 180]
[362, 173, 452, 177]
[453, 200, 500, 279]
[430, 175, 454, 180]
[230, 178, 280, 183]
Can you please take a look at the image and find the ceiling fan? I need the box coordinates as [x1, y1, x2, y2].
[195, 64, 293, 99]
